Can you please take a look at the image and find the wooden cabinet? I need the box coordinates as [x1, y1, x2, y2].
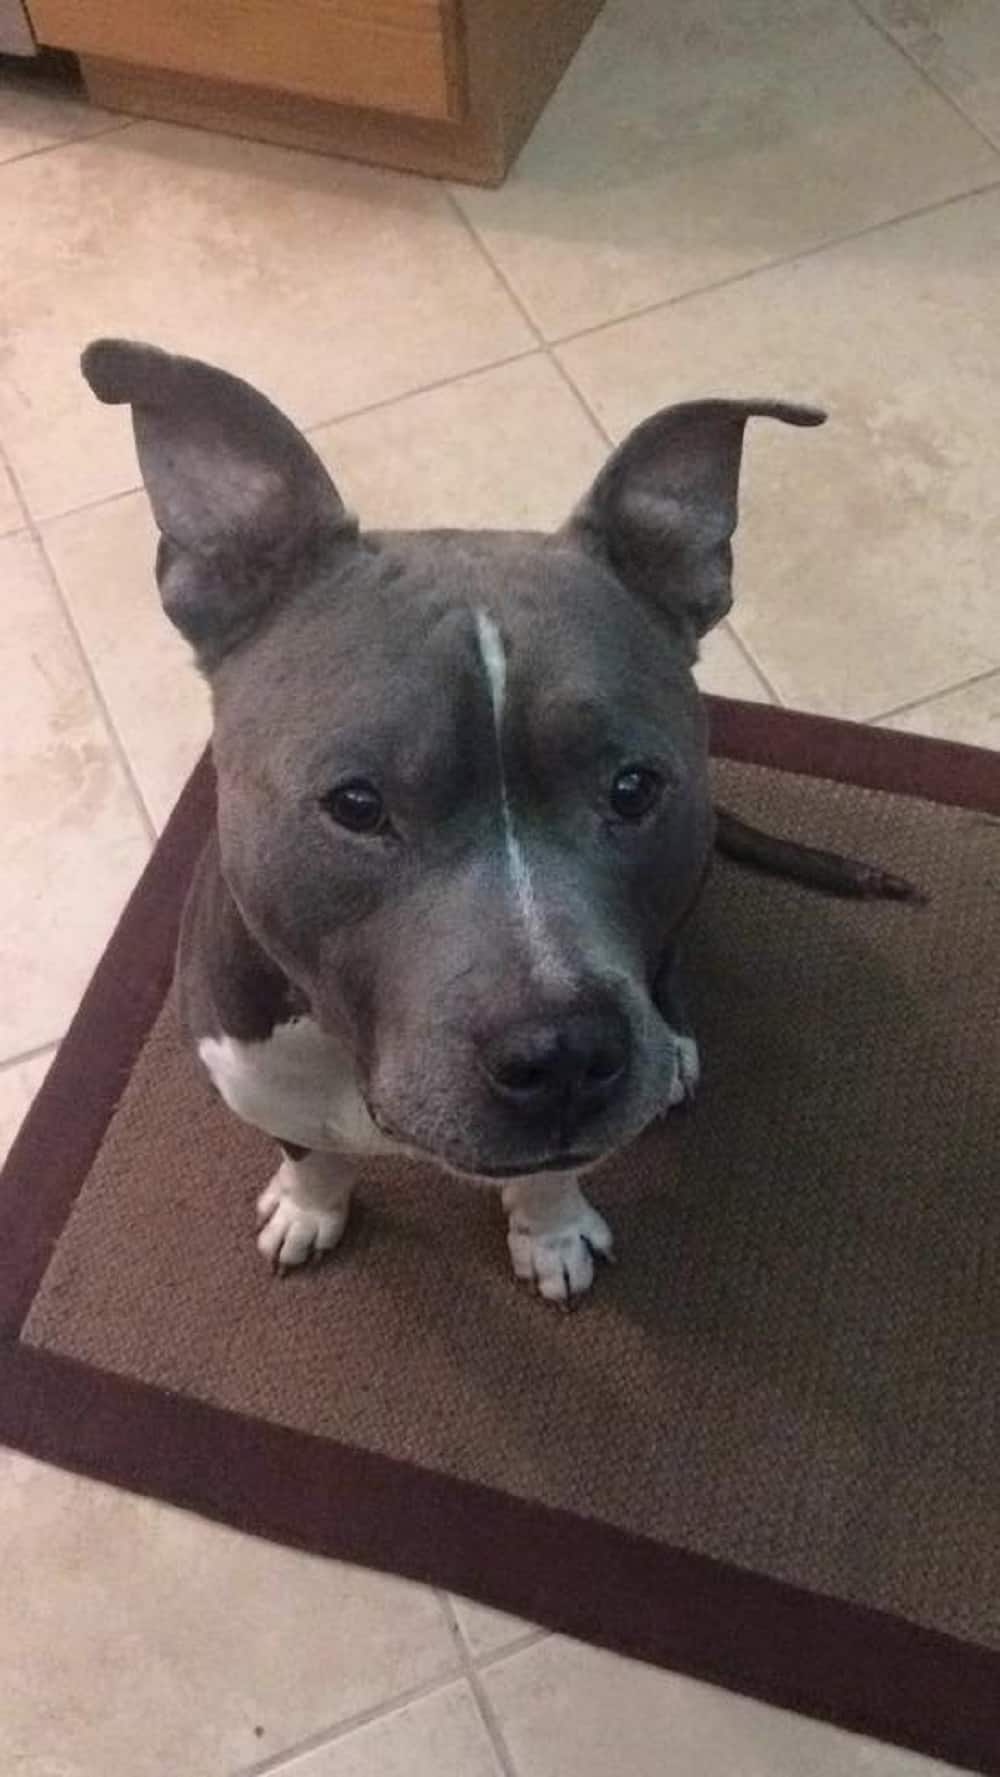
[24, 0, 604, 184]
[27, 0, 462, 123]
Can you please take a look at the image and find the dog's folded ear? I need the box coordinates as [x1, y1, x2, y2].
[564, 399, 825, 657]
[81, 340, 357, 668]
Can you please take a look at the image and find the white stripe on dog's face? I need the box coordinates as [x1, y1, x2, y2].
[475, 610, 572, 985]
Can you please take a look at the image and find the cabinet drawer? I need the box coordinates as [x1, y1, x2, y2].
[28, 0, 462, 121]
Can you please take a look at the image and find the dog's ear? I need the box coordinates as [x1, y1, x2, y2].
[564, 399, 825, 656]
[82, 339, 357, 668]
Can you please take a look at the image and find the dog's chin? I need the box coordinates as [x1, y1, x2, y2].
[458, 1153, 602, 1183]
[365, 1098, 612, 1183]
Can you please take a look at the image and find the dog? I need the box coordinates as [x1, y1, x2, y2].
[82, 339, 890, 1304]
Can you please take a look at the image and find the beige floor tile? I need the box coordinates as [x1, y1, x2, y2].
[0, 121, 532, 524]
[0, 70, 115, 165]
[0, 1449, 458, 1777]
[453, 0, 998, 340]
[265, 1681, 501, 1776]
[43, 495, 210, 832]
[0, 1048, 55, 1166]
[449, 1596, 541, 1659]
[882, 670, 1000, 747]
[0, 531, 149, 1058]
[559, 185, 1000, 720]
[483, 1637, 963, 1777]
[695, 623, 773, 703]
[861, 0, 1000, 148]
[0, 458, 24, 535]
[313, 353, 605, 531]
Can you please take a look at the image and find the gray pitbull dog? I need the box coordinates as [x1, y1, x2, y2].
[80, 339, 863, 1302]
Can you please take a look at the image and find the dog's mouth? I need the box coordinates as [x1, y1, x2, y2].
[465, 1153, 600, 1182]
[366, 1100, 601, 1181]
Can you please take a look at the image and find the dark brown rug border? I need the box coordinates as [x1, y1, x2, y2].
[2, 700, 999, 1775]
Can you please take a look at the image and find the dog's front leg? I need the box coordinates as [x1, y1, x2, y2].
[256, 1144, 355, 1275]
[502, 1175, 613, 1305]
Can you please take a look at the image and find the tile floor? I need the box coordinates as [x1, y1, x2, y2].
[1, 3, 998, 1770]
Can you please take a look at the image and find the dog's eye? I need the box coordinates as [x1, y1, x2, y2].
[322, 780, 387, 835]
[609, 765, 663, 822]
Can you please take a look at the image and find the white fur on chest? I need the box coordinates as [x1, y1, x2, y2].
[198, 1016, 393, 1156]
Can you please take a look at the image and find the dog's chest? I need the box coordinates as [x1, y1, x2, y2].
[198, 1016, 392, 1156]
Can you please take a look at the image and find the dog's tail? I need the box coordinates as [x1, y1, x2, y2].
[713, 807, 927, 903]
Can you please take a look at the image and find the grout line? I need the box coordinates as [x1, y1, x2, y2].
[465, 1668, 521, 1777]
[0, 1039, 60, 1076]
[1, 446, 159, 847]
[35, 480, 147, 529]
[472, 1628, 550, 1672]
[0, 115, 136, 173]
[544, 346, 616, 443]
[870, 663, 1000, 726]
[303, 344, 545, 441]
[436, 1594, 522, 1777]
[0, 456, 28, 533]
[442, 185, 621, 568]
[848, 0, 1000, 158]
[719, 619, 785, 708]
[230, 1663, 468, 1777]
[443, 177, 627, 524]
[444, 187, 547, 347]
[438, 1591, 549, 1672]
[547, 173, 1000, 352]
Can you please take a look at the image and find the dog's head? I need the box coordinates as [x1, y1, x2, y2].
[83, 340, 822, 1178]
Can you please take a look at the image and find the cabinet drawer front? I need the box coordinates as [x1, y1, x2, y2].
[28, 0, 462, 120]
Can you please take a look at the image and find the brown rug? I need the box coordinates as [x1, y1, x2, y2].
[2, 699, 999, 1774]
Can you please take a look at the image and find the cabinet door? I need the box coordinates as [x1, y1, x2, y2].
[26, 0, 463, 121]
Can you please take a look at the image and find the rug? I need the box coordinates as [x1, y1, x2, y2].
[2, 697, 999, 1774]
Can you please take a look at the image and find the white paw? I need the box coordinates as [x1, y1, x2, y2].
[668, 1033, 701, 1107]
[256, 1173, 349, 1272]
[507, 1201, 614, 1304]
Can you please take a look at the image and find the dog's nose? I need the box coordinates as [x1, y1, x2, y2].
[481, 1009, 630, 1130]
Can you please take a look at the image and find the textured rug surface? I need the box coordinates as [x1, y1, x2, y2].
[3, 701, 999, 1774]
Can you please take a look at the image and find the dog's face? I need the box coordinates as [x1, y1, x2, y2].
[211, 533, 712, 1175]
[83, 341, 822, 1178]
